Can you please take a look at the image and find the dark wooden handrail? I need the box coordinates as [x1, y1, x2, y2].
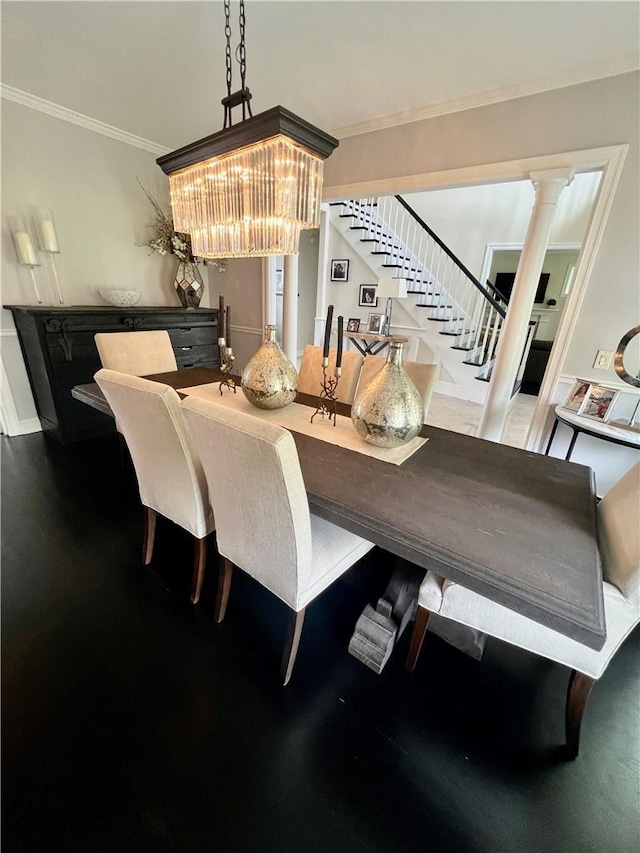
[394, 195, 506, 318]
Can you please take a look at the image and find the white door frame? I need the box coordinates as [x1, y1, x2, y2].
[322, 144, 628, 451]
[479, 242, 583, 292]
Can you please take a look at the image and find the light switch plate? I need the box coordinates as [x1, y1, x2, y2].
[593, 350, 614, 369]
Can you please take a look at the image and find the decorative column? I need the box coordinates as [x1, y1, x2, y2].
[478, 168, 574, 442]
[283, 254, 299, 364]
[262, 257, 278, 327]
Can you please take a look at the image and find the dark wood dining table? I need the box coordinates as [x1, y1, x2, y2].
[72, 366, 605, 651]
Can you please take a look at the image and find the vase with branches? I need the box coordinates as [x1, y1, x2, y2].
[137, 179, 226, 308]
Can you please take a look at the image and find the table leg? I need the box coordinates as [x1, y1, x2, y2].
[349, 337, 369, 357]
[348, 562, 424, 674]
[544, 417, 559, 456]
[566, 427, 580, 460]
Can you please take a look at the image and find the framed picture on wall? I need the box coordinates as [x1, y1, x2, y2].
[347, 318, 360, 332]
[330, 259, 349, 281]
[359, 284, 378, 307]
[581, 385, 619, 421]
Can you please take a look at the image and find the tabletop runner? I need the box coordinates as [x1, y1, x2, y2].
[179, 384, 428, 466]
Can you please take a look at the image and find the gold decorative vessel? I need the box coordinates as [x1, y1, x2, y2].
[351, 342, 423, 447]
[241, 325, 298, 409]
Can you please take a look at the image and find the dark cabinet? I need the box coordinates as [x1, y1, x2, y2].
[5, 305, 220, 444]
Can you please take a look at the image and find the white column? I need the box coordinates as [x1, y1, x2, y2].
[314, 206, 331, 346]
[261, 257, 277, 327]
[283, 254, 299, 363]
[478, 168, 574, 442]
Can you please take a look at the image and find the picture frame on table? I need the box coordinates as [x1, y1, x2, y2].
[367, 313, 386, 334]
[580, 385, 619, 421]
[564, 379, 592, 413]
[330, 259, 349, 281]
[347, 318, 361, 333]
[359, 284, 378, 307]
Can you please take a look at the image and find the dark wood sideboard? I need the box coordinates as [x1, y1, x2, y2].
[4, 305, 220, 444]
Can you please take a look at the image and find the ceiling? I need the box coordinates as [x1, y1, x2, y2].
[2, 1, 638, 150]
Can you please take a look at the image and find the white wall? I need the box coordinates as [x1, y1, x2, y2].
[323, 73, 639, 484]
[0, 99, 199, 430]
[324, 72, 640, 390]
[1, 101, 183, 312]
[406, 173, 599, 281]
[211, 258, 263, 374]
[297, 230, 319, 353]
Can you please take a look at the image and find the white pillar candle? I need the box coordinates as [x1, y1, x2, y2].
[40, 219, 59, 253]
[15, 231, 38, 266]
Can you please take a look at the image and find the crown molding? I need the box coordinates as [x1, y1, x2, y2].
[1, 85, 170, 155]
[331, 58, 639, 139]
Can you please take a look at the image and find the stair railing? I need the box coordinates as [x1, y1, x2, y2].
[344, 196, 512, 372]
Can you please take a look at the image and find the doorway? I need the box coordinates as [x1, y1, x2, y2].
[483, 245, 581, 396]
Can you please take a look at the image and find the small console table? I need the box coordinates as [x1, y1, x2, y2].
[545, 405, 640, 460]
[345, 332, 408, 357]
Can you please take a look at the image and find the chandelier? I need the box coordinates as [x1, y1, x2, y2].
[157, 0, 339, 259]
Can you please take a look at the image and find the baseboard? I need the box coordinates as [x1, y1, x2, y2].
[10, 417, 42, 436]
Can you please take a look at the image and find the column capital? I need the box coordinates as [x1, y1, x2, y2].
[529, 167, 575, 204]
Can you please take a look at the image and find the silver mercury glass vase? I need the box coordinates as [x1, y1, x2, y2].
[351, 341, 424, 447]
[241, 325, 298, 410]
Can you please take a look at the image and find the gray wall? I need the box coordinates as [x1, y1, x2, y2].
[324, 72, 640, 387]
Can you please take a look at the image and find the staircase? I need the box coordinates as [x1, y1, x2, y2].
[330, 197, 534, 404]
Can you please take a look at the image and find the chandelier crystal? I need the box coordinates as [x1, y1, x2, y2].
[157, 1, 338, 259]
[168, 135, 324, 258]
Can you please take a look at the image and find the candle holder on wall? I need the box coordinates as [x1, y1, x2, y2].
[35, 210, 64, 305]
[11, 217, 43, 304]
[310, 361, 341, 426]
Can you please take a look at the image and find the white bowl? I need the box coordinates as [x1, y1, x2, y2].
[99, 288, 142, 307]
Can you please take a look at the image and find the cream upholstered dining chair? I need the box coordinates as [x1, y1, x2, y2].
[405, 462, 640, 758]
[181, 396, 375, 684]
[95, 330, 178, 376]
[297, 345, 364, 405]
[95, 369, 214, 604]
[355, 355, 440, 420]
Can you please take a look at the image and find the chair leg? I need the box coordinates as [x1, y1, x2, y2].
[190, 537, 208, 604]
[215, 557, 234, 623]
[565, 670, 595, 759]
[281, 608, 306, 686]
[142, 506, 157, 566]
[405, 605, 430, 672]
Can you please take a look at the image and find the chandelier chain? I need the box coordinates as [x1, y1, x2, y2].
[224, 0, 232, 101]
[238, 0, 250, 119]
[222, 0, 252, 128]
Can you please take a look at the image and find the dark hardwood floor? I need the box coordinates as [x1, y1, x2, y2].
[2, 432, 639, 853]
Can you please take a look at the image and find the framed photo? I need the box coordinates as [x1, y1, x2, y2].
[367, 313, 386, 334]
[330, 259, 349, 281]
[359, 284, 378, 307]
[581, 385, 619, 421]
[564, 379, 592, 413]
[347, 318, 361, 333]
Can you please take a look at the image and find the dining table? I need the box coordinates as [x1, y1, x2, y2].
[72, 366, 605, 651]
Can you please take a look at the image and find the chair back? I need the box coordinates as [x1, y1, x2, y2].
[297, 345, 363, 405]
[181, 396, 313, 605]
[356, 355, 440, 419]
[597, 462, 640, 603]
[95, 369, 210, 538]
[95, 330, 178, 376]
